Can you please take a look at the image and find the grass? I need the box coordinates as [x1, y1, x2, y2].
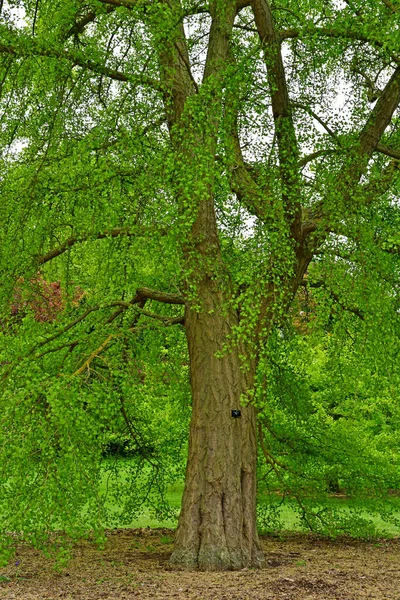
[99, 463, 182, 529]
[98, 462, 400, 537]
[257, 493, 400, 537]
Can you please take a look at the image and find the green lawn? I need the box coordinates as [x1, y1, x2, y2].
[99, 463, 400, 537]
[256, 493, 400, 537]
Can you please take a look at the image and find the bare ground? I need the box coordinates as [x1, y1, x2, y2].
[0, 528, 399, 600]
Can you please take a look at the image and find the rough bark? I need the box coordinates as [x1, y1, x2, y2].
[170, 277, 264, 570]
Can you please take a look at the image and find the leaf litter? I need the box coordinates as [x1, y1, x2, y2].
[0, 528, 399, 599]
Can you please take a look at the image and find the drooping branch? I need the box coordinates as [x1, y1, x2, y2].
[38, 227, 137, 265]
[0, 30, 161, 90]
[106, 297, 146, 325]
[19, 290, 182, 363]
[136, 306, 185, 324]
[72, 310, 184, 376]
[258, 422, 289, 473]
[36, 307, 101, 349]
[72, 333, 116, 375]
[300, 279, 365, 321]
[297, 149, 337, 168]
[327, 290, 365, 321]
[380, 242, 400, 256]
[292, 103, 340, 142]
[119, 396, 160, 468]
[1, 306, 100, 382]
[24, 290, 183, 363]
[280, 26, 400, 64]
[35, 339, 81, 359]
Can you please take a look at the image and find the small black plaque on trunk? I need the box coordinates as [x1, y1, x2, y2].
[231, 409, 241, 418]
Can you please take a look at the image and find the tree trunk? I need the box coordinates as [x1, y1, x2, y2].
[170, 278, 264, 570]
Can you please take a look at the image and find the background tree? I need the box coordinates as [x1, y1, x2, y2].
[0, 0, 399, 571]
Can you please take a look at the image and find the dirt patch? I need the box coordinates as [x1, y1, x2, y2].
[0, 529, 399, 599]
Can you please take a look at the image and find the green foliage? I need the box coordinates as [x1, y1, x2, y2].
[254, 272, 400, 535]
[0, 0, 399, 563]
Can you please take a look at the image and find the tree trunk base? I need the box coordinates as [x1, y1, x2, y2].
[170, 545, 264, 571]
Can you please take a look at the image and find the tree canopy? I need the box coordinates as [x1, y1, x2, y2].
[0, 0, 399, 571]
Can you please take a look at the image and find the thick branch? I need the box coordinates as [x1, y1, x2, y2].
[236, 0, 252, 8]
[230, 161, 273, 222]
[358, 68, 400, 158]
[304, 68, 400, 239]
[225, 107, 273, 221]
[155, 1, 196, 128]
[66, 12, 98, 38]
[134, 287, 185, 305]
[65, 5, 116, 38]
[203, 0, 236, 82]
[380, 0, 399, 14]
[376, 142, 400, 160]
[97, 0, 140, 8]
[174, 41, 199, 93]
[251, 0, 302, 240]
[223, 48, 273, 223]
[339, 67, 400, 192]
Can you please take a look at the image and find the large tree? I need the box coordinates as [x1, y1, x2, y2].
[0, 0, 399, 571]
